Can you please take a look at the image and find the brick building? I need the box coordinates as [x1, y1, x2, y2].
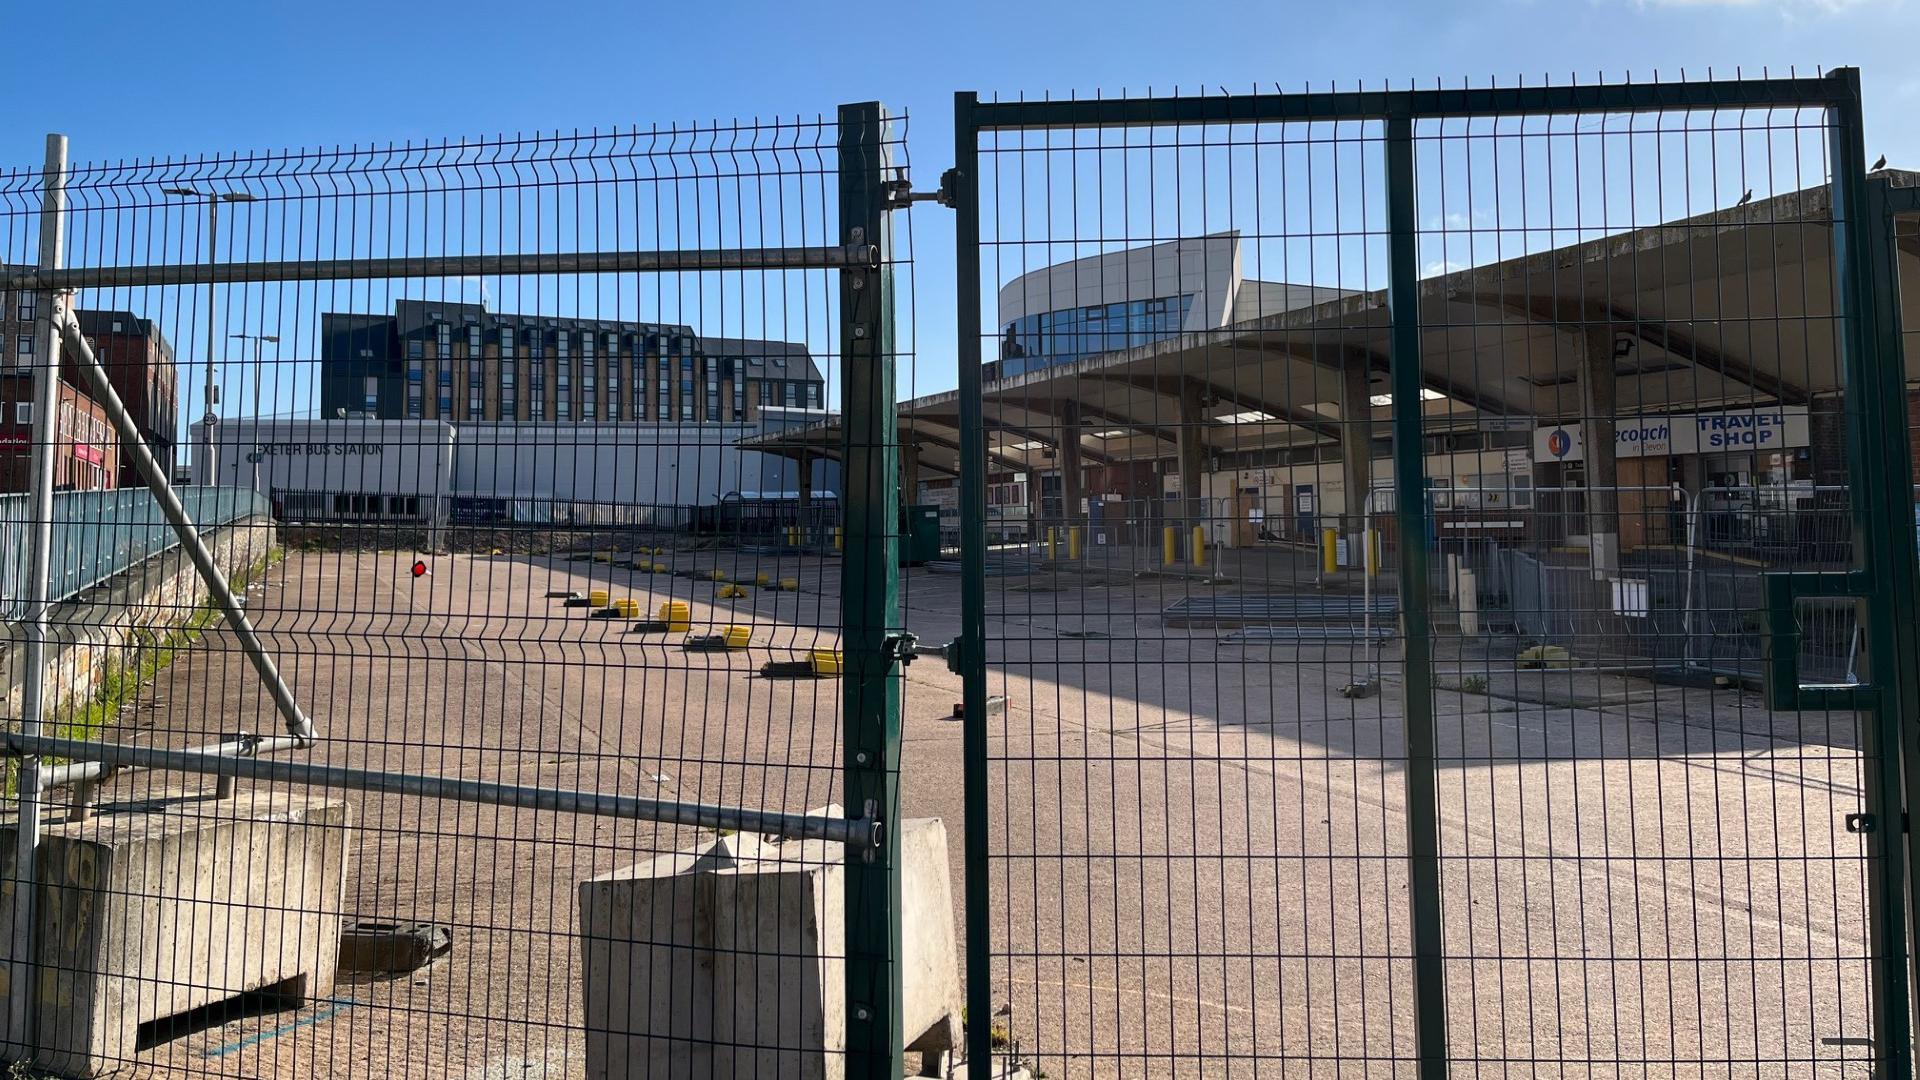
[74, 309, 179, 487]
[0, 293, 176, 494]
[0, 380, 118, 492]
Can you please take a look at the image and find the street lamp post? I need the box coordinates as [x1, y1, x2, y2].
[164, 187, 255, 482]
[231, 332, 278, 492]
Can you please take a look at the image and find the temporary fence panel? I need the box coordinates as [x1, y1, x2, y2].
[953, 69, 1918, 1078]
[0, 103, 917, 1078]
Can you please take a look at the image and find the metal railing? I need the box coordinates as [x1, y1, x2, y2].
[0, 485, 266, 621]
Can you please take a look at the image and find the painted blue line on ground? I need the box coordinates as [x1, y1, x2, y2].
[200, 997, 361, 1058]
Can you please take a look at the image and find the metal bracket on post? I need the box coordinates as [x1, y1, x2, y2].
[882, 167, 956, 210]
[883, 632, 921, 666]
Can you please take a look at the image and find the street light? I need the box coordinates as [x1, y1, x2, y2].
[231, 332, 279, 492]
[164, 188, 256, 430]
[229, 333, 279, 418]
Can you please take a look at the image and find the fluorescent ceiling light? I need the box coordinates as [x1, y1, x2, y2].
[1214, 410, 1275, 424]
[1091, 429, 1128, 439]
[1369, 389, 1446, 406]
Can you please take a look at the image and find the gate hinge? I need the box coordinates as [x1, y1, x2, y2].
[883, 631, 921, 666]
[884, 168, 956, 210]
[916, 636, 965, 675]
[1847, 812, 1877, 834]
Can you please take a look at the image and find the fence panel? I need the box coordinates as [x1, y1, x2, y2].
[0, 103, 915, 1078]
[957, 95, 1421, 1076]
[954, 72, 1905, 1078]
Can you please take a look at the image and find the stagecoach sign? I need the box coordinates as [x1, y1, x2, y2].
[1533, 406, 1808, 464]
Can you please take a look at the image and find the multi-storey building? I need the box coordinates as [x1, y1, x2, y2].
[319, 301, 824, 424]
[0, 293, 176, 493]
[74, 309, 179, 487]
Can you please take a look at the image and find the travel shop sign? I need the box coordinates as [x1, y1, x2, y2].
[1533, 406, 1809, 464]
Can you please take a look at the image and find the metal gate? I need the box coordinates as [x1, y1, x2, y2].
[951, 69, 1920, 1076]
[0, 104, 916, 1077]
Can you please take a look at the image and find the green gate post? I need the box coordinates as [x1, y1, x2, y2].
[1384, 112, 1451, 1076]
[951, 90, 996, 1076]
[1872, 176, 1920, 1066]
[839, 100, 905, 1080]
[1831, 69, 1917, 1078]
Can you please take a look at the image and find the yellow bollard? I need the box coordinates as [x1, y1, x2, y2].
[1365, 530, 1380, 577]
[659, 600, 692, 632]
[834, 527, 844, 551]
[1191, 526, 1207, 569]
[613, 597, 642, 618]
[786, 526, 801, 547]
[1067, 526, 1081, 561]
[1046, 527, 1057, 560]
[588, 589, 610, 608]
[1162, 526, 1177, 567]
[755, 571, 770, 586]
[1322, 528, 1339, 574]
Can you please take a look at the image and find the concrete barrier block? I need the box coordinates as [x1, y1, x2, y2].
[0, 790, 351, 1077]
[580, 815, 961, 1079]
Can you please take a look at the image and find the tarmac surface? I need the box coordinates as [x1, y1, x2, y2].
[62, 543, 1876, 1078]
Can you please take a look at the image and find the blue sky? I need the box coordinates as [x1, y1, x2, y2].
[3, 0, 1913, 408]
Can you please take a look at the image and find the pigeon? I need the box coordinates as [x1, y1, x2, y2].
[1736, 189, 1753, 206]
[1872, 154, 1888, 171]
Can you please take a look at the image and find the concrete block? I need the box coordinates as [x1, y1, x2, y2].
[580, 814, 962, 1080]
[0, 790, 351, 1077]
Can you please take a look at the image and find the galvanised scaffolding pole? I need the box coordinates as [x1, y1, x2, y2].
[4, 131, 67, 1062]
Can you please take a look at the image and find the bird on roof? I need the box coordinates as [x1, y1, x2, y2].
[1736, 189, 1753, 206]
[1872, 154, 1888, 171]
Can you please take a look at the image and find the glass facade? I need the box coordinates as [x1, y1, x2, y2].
[997, 293, 1195, 378]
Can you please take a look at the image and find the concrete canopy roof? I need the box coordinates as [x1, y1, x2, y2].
[742, 170, 1920, 472]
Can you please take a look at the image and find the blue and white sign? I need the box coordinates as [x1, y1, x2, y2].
[1533, 406, 1808, 463]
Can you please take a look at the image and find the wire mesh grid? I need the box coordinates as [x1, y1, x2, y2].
[1415, 95, 1871, 1078]
[967, 98, 1420, 1076]
[0, 106, 918, 1078]
[957, 74, 1890, 1078]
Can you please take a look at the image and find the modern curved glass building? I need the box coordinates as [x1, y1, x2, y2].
[991, 231, 1349, 379]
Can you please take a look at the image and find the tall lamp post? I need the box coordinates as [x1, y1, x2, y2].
[231, 332, 278, 492]
[164, 187, 255, 482]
